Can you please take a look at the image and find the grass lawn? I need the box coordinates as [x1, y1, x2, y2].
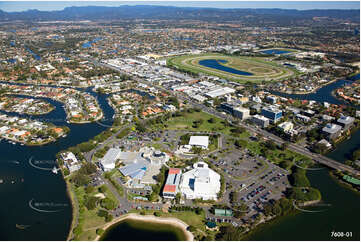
[77, 229, 97, 241]
[81, 208, 107, 230]
[151, 110, 233, 135]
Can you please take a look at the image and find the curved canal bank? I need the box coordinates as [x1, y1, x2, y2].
[270, 73, 360, 105]
[0, 87, 114, 240]
[98, 214, 193, 241]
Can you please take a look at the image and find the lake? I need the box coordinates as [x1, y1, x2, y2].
[100, 219, 187, 241]
[260, 49, 292, 55]
[198, 59, 253, 76]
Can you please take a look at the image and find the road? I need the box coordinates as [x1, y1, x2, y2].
[86, 56, 360, 177]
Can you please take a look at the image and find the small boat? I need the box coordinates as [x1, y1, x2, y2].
[16, 224, 30, 230]
[52, 166, 58, 174]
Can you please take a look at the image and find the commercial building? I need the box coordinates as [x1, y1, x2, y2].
[219, 102, 249, 120]
[252, 115, 270, 128]
[118, 147, 170, 185]
[261, 106, 282, 123]
[233, 107, 250, 120]
[322, 123, 342, 140]
[162, 168, 182, 199]
[100, 148, 122, 171]
[189, 136, 209, 149]
[179, 162, 220, 200]
[337, 116, 355, 130]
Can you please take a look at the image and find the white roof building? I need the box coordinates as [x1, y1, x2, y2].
[180, 162, 220, 200]
[100, 148, 122, 171]
[189, 136, 209, 149]
[278, 121, 294, 132]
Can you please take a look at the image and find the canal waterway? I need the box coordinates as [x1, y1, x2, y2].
[0, 87, 114, 240]
[270, 73, 360, 106]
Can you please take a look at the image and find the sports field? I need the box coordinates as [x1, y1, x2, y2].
[167, 53, 295, 82]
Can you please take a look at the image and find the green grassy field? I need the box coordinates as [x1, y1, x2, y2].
[167, 53, 295, 83]
[150, 110, 233, 134]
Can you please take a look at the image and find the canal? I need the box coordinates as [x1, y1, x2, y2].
[0, 88, 114, 240]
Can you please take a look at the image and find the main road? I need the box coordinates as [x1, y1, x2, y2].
[86, 57, 360, 177]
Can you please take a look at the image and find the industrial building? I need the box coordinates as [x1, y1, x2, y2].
[162, 168, 182, 199]
[261, 106, 283, 123]
[179, 162, 220, 200]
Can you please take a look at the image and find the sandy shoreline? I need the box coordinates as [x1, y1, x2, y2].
[95, 213, 194, 241]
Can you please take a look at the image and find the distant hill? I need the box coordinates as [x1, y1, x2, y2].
[0, 5, 359, 24]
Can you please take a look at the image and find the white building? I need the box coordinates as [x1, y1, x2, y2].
[61, 152, 81, 173]
[180, 162, 220, 200]
[189, 136, 209, 149]
[278, 121, 294, 132]
[100, 148, 122, 171]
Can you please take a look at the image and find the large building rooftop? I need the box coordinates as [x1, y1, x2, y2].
[322, 123, 342, 134]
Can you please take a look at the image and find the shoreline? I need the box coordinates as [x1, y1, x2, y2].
[95, 213, 194, 241]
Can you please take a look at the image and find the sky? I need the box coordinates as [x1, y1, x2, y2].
[0, 1, 359, 12]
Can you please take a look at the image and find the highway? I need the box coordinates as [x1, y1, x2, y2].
[87, 57, 360, 177]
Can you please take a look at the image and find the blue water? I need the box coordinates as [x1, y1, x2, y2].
[25, 48, 41, 61]
[198, 59, 253, 76]
[283, 63, 295, 68]
[0, 85, 114, 240]
[270, 74, 360, 106]
[261, 49, 291, 55]
[82, 37, 102, 48]
[7, 59, 16, 64]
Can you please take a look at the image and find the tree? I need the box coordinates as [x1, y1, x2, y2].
[80, 162, 97, 175]
[85, 196, 98, 210]
[72, 173, 89, 187]
[187, 225, 197, 232]
[96, 229, 104, 235]
[85, 186, 95, 194]
[175, 192, 181, 204]
[105, 213, 113, 222]
[100, 198, 117, 210]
